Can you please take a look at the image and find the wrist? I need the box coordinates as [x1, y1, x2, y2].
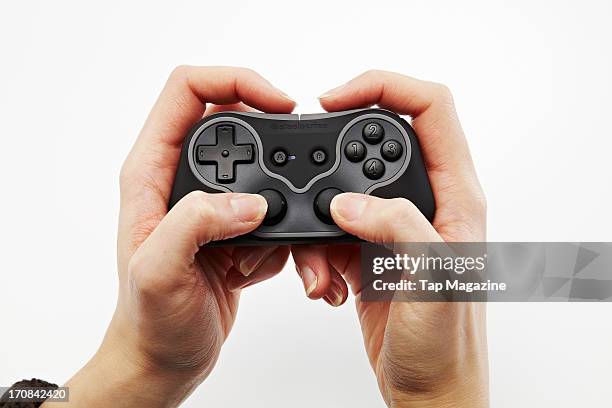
[388, 386, 488, 408]
[43, 329, 204, 408]
[384, 368, 488, 408]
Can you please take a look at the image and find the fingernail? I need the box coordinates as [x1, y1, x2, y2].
[330, 193, 368, 222]
[239, 246, 277, 276]
[227, 277, 256, 292]
[328, 283, 344, 307]
[230, 194, 267, 222]
[275, 87, 296, 102]
[324, 293, 343, 307]
[319, 83, 347, 99]
[300, 266, 318, 296]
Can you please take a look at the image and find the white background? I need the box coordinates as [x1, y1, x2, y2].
[1, 0, 611, 406]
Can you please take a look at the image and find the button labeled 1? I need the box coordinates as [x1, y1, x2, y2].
[344, 141, 366, 162]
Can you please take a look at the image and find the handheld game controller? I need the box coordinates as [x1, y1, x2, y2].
[169, 108, 435, 245]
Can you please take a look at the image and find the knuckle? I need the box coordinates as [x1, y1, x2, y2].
[361, 69, 386, 80]
[183, 190, 215, 224]
[127, 245, 189, 299]
[127, 249, 148, 292]
[169, 64, 191, 82]
[238, 66, 257, 76]
[127, 251, 164, 298]
[464, 185, 488, 218]
[389, 198, 419, 219]
[226, 66, 257, 81]
[473, 189, 488, 216]
[118, 161, 132, 188]
[431, 82, 454, 103]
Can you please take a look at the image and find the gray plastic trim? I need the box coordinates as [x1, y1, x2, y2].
[188, 118, 260, 193]
[188, 113, 412, 196]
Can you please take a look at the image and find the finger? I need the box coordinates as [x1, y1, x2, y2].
[330, 193, 442, 243]
[290, 245, 333, 299]
[119, 67, 295, 264]
[139, 66, 294, 149]
[327, 244, 363, 295]
[203, 102, 257, 117]
[121, 66, 295, 205]
[132, 191, 267, 277]
[232, 245, 281, 276]
[226, 246, 291, 292]
[322, 265, 349, 307]
[318, 70, 485, 215]
[318, 70, 468, 172]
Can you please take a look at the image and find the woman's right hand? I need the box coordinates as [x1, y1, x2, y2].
[292, 70, 489, 407]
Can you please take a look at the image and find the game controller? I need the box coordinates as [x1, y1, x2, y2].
[169, 108, 435, 245]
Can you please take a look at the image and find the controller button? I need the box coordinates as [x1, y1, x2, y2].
[314, 188, 343, 225]
[195, 125, 254, 183]
[381, 140, 403, 162]
[272, 149, 288, 166]
[258, 189, 287, 226]
[344, 141, 366, 162]
[363, 158, 385, 180]
[363, 122, 384, 144]
[312, 149, 327, 164]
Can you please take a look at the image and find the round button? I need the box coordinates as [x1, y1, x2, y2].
[314, 188, 343, 225]
[312, 149, 327, 164]
[344, 141, 366, 162]
[381, 140, 403, 162]
[363, 122, 384, 144]
[272, 150, 288, 166]
[221, 149, 229, 157]
[363, 158, 385, 180]
[258, 189, 287, 226]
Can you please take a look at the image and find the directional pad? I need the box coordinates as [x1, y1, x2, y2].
[196, 125, 254, 183]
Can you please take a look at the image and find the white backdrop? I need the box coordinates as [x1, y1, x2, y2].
[1, 1, 611, 407]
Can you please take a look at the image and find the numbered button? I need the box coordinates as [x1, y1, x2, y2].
[344, 141, 366, 162]
[381, 140, 403, 162]
[363, 158, 385, 180]
[363, 122, 384, 144]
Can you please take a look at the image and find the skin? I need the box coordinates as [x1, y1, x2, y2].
[293, 70, 489, 407]
[43, 67, 487, 408]
[44, 66, 296, 407]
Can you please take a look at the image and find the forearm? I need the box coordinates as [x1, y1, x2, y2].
[42, 340, 201, 408]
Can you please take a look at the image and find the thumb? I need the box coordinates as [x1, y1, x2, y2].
[330, 193, 441, 243]
[137, 191, 267, 271]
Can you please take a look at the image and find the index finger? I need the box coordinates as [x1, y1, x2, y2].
[122, 65, 296, 200]
[318, 70, 484, 211]
[118, 66, 295, 263]
[318, 70, 468, 172]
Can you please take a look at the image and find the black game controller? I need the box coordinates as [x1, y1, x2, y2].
[169, 108, 435, 245]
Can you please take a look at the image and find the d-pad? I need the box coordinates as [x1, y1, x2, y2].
[196, 125, 254, 183]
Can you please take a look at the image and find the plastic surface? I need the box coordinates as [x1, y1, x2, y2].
[169, 108, 435, 245]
